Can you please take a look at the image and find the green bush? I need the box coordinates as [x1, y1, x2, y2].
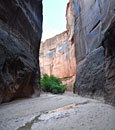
[73, 82, 76, 94]
[40, 74, 67, 94]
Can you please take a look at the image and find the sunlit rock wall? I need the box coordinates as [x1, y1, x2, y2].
[40, 31, 76, 91]
[0, 0, 43, 103]
[39, 0, 77, 91]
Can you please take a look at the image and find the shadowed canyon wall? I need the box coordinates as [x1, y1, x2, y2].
[0, 0, 43, 103]
[103, 20, 115, 105]
[70, 0, 115, 105]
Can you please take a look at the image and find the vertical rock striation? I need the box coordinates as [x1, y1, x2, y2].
[70, 0, 115, 105]
[103, 19, 115, 105]
[40, 33, 76, 91]
[40, 32, 69, 78]
[40, 31, 76, 91]
[0, 0, 43, 103]
[40, 0, 77, 91]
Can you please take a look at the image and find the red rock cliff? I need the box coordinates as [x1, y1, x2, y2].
[40, 31, 76, 90]
[39, 0, 76, 91]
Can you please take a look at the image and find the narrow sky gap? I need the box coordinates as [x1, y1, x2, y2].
[42, 0, 69, 41]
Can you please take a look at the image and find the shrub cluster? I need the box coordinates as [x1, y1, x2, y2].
[40, 74, 67, 94]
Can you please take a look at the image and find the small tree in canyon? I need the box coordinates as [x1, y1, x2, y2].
[40, 74, 67, 94]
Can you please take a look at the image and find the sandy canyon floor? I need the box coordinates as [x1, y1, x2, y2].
[0, 92, 115, 130]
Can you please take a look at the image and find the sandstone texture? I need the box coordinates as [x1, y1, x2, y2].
[40, 31, 76, 90]
[40, 1, 76, 90]
[0, 0, 43, 103]
[76, 47, 105, 97]
[62, 76, 76, 91]
[70, 0, 115, 105]
[103, 20, 115, 105]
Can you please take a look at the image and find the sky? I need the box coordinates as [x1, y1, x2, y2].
[42, 0, 69, 41]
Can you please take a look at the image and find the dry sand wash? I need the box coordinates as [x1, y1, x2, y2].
[0, 93, 115, 130]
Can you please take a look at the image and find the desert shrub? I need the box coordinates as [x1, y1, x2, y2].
[40, 74, 51, 92]
[40, 74, 67, 94]
[49, 75, 62, 85]
[51, 84, 67, 94]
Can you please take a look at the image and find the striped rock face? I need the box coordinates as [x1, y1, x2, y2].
[70, 0, 115, 105]
[39, 31, 76, 91]
[0, 0, 43, 103]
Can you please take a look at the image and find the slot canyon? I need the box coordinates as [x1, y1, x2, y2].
[0, 0, 115, 130]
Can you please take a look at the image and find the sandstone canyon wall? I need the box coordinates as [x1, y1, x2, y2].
[103, 20, 115, 105]
[0, 0, 43, 103]
[40, 31, 76, 91]
[70, 0, 115, 105]
[40, 1, 76, 91]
